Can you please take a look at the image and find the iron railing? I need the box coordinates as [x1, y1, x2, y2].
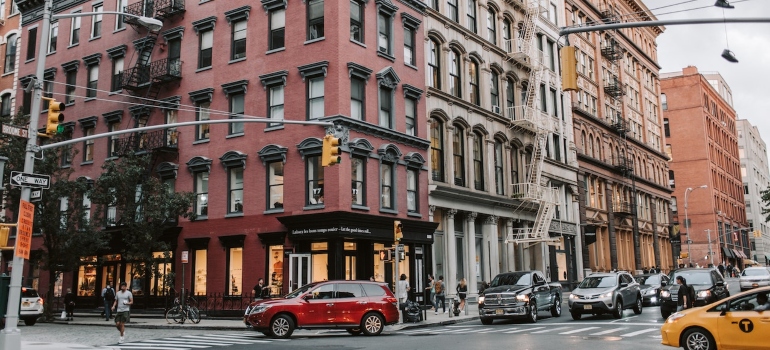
[114, 129, 179, 156]
[122, 58, 181, 91]
[123, 1, 154, 26]
[154, 0, 185, 18]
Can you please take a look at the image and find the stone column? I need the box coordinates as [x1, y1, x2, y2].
[651, 199, 661, 269]
[429, 205, 436, 276]
[606, 181, 618, 270]
[445, 209, 457, 299]
[466, 212, 478, 295]
[485, 215, 500, 279]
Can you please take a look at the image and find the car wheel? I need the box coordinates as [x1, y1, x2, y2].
[682, 327, 716, 350]
[23, 318, 36, 326]
[527, 300, 538, 323]
[633, 296, 643, 315]
[347, 328, 362, 336]
[480, 317, 493, 325]
[361, 312, 384, 336]
[550, 298, 562, 317]
[612, 299, 623, 319]
[269, 314, 294, 339]
[570, 312, 581, 321]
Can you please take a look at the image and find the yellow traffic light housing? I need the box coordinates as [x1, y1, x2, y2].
[560, 46, 578, 92]
[0, 225, 12, 248]
[322, 135, 341, 167]
[680, 252, 689, 259]
[43, 97, 65, 136]
[394, 220, 403, 242]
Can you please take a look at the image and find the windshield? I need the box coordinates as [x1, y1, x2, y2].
[742, 269, 770, 277]
[578, 276, 617, 289]
[284, 283, 318, 299]
[21, 289, 39, 298]
[670, 271, 713, 285]
[635, 275, 660, 285]
[490, 273, 531, 287]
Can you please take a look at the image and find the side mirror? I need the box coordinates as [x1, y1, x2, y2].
[661, 281, 667, 286]
[620, 282, 629, 288]
[716, 281, 725, 287]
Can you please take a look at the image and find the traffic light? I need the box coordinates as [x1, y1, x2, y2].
[394, 220, 403, 242]
[753, 230, 762, 238]
[680, 252, 689, 259]
[44, 97, 65, 136]
[322, 135, 341, 167]
[560, 46, 578, 92]
[379, 249, 392, 261]
[0, 226, 10, 247]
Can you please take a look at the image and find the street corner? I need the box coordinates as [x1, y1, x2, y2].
[22, 341, 121, 350]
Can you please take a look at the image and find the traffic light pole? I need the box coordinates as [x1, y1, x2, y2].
[0, 0, 52, 348]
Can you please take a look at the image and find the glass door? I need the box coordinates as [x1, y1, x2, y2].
[289, 254, 311, 292]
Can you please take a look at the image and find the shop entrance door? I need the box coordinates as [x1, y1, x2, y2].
[289, 254, 312, 292]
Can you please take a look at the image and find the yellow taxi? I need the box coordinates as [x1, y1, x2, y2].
[661, 286, 770, 350]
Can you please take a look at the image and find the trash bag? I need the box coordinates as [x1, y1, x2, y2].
[61, 311, 67, 320]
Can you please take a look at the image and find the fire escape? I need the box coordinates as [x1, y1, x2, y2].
[505, 0, 558, 244]
[114, 0, 184, 158]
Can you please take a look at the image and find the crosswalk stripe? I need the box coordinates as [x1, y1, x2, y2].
[159, 338, 234, 346]
[590, 328, 628, 335]
[530, 326, 571, 334]
[619, 329, 659, 337]
[117, 346, 191, 350]
[138, 340, 211, 348]
[477, 328, 509, 333]
[180, 335, 269, 344]
[560, 327, 600, 334]
[202, 334, 268, 340]
[444, 328, 473, 333]
[505, 326, 544, 333]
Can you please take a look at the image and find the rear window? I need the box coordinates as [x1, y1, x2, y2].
[670, 271, 713, 285]
[636, 275, 661, 285]
[21, 289, 39, 298]
[578, 276, 617, 288]
[742, 269, 770, 277]
[362, 283, 387, 297]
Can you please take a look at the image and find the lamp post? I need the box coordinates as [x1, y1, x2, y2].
[0, 1, 160, 349]
[684, 185, 708, 266]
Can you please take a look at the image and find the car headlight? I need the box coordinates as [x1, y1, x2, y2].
[666, 312, 686, 323]
[37, 298, 44, 305]
[249, 305, 271, 314]
[600, 291, 614, 299]
[516, 294, 529, 302]
[569, 294, 578, 300]
[660, 290, 670, 298]
[478, 296, 485, 304]
[645, 289, 657, 296]
[697, 290, 711, 298]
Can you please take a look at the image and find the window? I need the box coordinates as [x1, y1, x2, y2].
[168, 38, 181, 76]
[307, 155, 324, 205]
[268, 161, 284, 209]
[70, 13, 81, 46]
[229, 93, 244, 134]
[115, 0, 127, 30]
[195, 171, 209, 216]
[269, 9, 285, 50]
[351, 157, 365, 206]
[86, 64, 98, 98]
[449, 50, 461, 98]
[430, 119, 444, 182]
[379, 86, 392, 128]
[473, 134, 484, 190]
[547, 40, 555, 71]
[549, 88, 557, 117]
[4, 34, 16, 73]
[407, 168, 418, 212]
[510, 146, 519, 183]
[0, 93, 11, 117]
[307, 0, 324, 40]
[59, 197, 69, 229]
[664, 118, 670, 137]
[91, 5, 103, 38]
[548, 2, 557, 24]
[65, 69, 76, 104]
[466, 0, 477, 33]
[404, 27, 415, 65]
[228, 167, 244, 214]
[494, 141, 504, 195]
[661, 93, 667, 110]
[447, 0, 458, 22]
[428, 39, 441, 89]
[231, 20, 246, 60]
[196, 101, 211, 140]
[552, 134, 561, 161]
[82, 192, 91, 223]
[453, 127, 465, 186]
[108, 122, 118, 157]
[505, 78, 515, 118]
[226, 247, 242, 295]
[106, 188, 116, 225]
[26, 27, 36, 61]
[487, 9, 496, 45]
[380, 163, 394, 209]
[469, 60, 480, 106]
[9, 0, 16, 15]
[111, 56, 123, 92]
[48, 22, 58, 53]
[307, 77, 324, 120]
[405, 97, 416, 136]
[490, 71, 500, 113]
[269, 85, 284, 126]
[378, 13, 390, 54]
[350, 0, 363, 43]
[503, 19, 512, 52]
[351, 77, 365, 120]
[0, 0, 5, 19]
[199, 30, 213, 69]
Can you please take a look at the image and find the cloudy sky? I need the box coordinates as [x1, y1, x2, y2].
[644, 0, 770, 141]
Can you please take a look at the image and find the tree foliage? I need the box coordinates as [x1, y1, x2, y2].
[760, 186, 770, 224]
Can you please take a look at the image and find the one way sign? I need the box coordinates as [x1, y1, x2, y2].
[10, 171, 50, 189]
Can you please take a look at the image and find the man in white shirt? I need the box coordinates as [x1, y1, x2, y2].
[112, 281, 133, 344]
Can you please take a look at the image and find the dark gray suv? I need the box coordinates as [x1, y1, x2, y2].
[568, 272, 643, 320]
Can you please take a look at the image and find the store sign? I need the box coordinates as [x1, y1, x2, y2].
[181, 250, 189, 264]
[291, 226, 373, 235]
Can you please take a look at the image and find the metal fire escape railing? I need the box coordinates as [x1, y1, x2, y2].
[504, 0, 559, 244]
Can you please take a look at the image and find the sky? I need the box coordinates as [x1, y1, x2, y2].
[643, 0, 770, 143]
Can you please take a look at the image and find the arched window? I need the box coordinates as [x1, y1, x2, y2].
[469, 60, 479, 105]
[449, 50, 461, 97]
[0, 93, 11, 117]
[510, 144, 519, 183]
[487, 9, 497, 45]
[505, 78, 515, 118]
[4, 34, 17, 74]
[490, 71, 500, 113]
[494, 140, 504, 195]
[502, 18, 512, 52]
[428, 39, 441, 89]
[430, 118, 444, 182]
[587, 133, 594, 157]
[473, 132, 484, 190]
[580, 131, 586, 154]
[452, 126, 465, 186]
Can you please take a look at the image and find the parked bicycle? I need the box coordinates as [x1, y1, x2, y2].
[165, 297, 201, 324]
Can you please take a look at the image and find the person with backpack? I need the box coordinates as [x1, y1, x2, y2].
[434, 275, 446, 314]
[102, 283, 116, 321]
[456, 278, 468, 313]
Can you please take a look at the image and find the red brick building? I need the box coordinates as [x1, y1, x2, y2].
[661, 66, 749, 269]
[0, 0, 21, 119]
[9, 0, 435, 308]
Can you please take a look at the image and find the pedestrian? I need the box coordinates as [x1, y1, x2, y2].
[434, 275, 446, 314]
[252, 278, 266, 299]
[102, 283, 116, 321]
[643, 267, 649, 274]
[726, 263, 733, 277]
[425, 275, 437, 311]
[397, 274, 410, 305]
[675, 276, 690, 312]
[64, 288, 76, 321]
[112, 281, 133, 344]
[718, 263, 726, 277]
[456, 278, 468, 312]
[369, 276, 375, 282]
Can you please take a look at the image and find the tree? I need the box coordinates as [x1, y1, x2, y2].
[761, 186, 770, 223]
[0, 110, 107, 320]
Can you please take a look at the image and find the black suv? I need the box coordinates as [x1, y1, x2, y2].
[659, 267, 730, 319]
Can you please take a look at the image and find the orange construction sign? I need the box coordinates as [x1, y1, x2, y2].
[16, 200, 34, 259]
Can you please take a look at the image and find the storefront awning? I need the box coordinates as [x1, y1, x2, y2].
[732, 249, 747, 259]
[722, 246, 735, 259]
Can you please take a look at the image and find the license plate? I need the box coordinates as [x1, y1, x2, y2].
[22, 302, 30, 307]
[583, 305, 592, 310]
[495, 309, 504, 315]
[753, 283, 759, 288]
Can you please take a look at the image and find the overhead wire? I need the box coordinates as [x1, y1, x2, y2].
[568, 0, 752, 29]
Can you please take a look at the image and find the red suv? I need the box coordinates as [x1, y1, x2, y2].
[245, 280, 399, 338]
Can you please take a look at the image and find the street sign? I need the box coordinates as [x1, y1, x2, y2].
[30, 189, 42, 202]
[181, 250, 189, 264]
[9, 171, 50, 189]
[1, 123, 29, 139]
[16, 200, 34, 260]
[397, 244, 404, 252]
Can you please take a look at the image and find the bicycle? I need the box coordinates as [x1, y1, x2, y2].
[165, 297, 201, 324]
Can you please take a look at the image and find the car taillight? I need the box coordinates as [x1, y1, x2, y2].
[38, 298, 44, 305]
[386, 297, 398, 304]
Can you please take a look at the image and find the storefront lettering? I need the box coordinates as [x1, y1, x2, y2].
[291, 226, 373, 235]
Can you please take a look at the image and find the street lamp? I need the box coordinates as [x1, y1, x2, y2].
[0, 1, 161, 349]
[684, 185, 708, 266]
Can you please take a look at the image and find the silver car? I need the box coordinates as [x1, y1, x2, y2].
[568, 272, 642, 320]
[20, 287, 43, 326]
[739, 267, 770, 291]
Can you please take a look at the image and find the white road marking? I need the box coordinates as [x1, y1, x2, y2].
[530, 326, 571, 334]
[619, 328, 659, 337]
[560, 327, 600, 334]
[590, 327, 628, 335]
[505, 326, 545, 333]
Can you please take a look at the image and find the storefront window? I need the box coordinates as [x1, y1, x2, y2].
[152, 251, 173, 296]
[228, 247, 243, 295]
[344, 242, 357, 280]
[54, 271, 63, 297]
[373, 243, 387, 282]
[78, 256, 97, 296]
[268, 245, 284, 296]
[311, 242, 328, 282]
[194, 249, 207, 295]
[125, 263, 145, 296]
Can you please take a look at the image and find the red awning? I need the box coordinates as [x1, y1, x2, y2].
[732, 249, 743, 259]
